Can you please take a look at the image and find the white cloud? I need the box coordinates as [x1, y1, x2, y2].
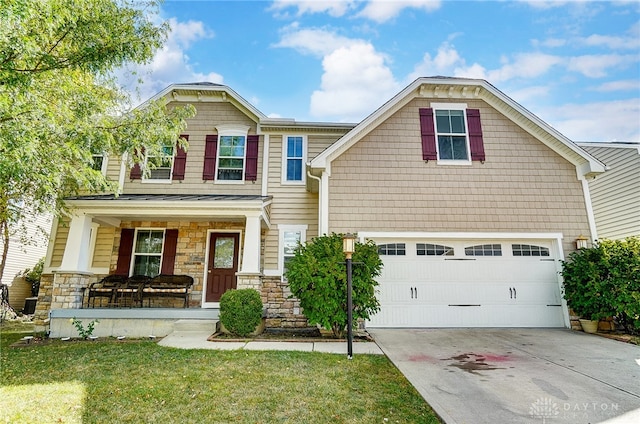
[540, 99, 640, 142]
[407, 42, 467, 81]
[567, 54, 637, 78]
[311, 43, 401, 120]
[269, 0, 356, 17]
[117, 18, 222, 103]
[582, 33, 640, 50]
[408, 43, 563, 83]
[487, 53, 564, 82]
[357, 0, 442, 23]
[590, 79, 640, 92]
[273, 25, 359, 57]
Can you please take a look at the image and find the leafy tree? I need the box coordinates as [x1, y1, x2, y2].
[0, 0, 196, 282]
[285, 233, 382, 338]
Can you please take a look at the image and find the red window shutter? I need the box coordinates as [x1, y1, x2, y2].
[419, 108, 437, 161]
[115, 228, 135, 276]
[130, 147, 144, 179]
[161, 229, 178, 275]
[245, 135, 259, 181]
[130, 163, 142, 179]
[203, 134, 218, 180]
[466, 109, 486, 162]
[172, 134, 188, 181]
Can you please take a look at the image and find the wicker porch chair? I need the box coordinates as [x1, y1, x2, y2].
[115, 275, 149, 307]
[86, 275, 125, 308]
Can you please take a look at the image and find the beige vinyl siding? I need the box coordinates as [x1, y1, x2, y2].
[123, 102, 262, 196]
[92, 226, 116, 268]
[328, 98, 592, 254]
[0, 214, 51, 285]
[105, 154, 122, 182]
[49, 220, 69, 268]
[582, 145, 640, 239]
[263, 133, 342, 271]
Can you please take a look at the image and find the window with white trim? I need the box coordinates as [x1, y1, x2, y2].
[283, 135, 306, 183]
[279, 225, 307, 278]
[91, 153, 107, 175]
[435, 108, 469, 161]
[145, 144, 174, 180]
[216, 125, 249, 182]
[132, 229, 165, 276]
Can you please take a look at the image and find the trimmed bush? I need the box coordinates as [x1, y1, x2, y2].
[562, 237, 640, 333]
[285, 233, 382, 338]
[219, 289, 263, 337]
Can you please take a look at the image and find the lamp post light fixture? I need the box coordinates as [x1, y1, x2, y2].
[343, 233, 356, 359]
[575, 235, 589, 250]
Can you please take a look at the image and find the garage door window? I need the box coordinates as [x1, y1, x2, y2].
[512, 244, 550, 257]
[378, 243, 406, 255]
[417, 243, 454, 256]
[465, 244, 502, 256]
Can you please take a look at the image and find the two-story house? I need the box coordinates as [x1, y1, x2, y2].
[36, 78, 605, 337]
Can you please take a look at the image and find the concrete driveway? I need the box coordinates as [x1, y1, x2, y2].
[369, 329, 640, 424]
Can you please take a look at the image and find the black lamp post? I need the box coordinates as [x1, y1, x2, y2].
[343, 233, 355, 359]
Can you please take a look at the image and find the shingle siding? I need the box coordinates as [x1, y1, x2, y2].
[124, 102, 262, 196]
[328, 98, 592, 253]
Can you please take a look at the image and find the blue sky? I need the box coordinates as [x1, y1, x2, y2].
[122, 0, 640, 142]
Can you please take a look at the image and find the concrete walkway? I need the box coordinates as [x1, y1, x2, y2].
[158, 330, 384, 355]
[370, 328, 640, 424]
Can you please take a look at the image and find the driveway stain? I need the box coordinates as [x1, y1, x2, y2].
[443, 353, 507, 375]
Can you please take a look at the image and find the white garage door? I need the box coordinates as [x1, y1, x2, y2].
[367, 238, 566, 328]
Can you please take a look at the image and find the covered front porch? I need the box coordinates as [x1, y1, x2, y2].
[34, 194, 272, 327]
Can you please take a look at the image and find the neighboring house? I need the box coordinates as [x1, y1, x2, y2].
[35, 77, 606, 334]
[1, 214, 51, 311]
[577, 142, 640, 240]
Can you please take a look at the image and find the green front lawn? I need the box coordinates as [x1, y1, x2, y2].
[0, 330, 441, 423]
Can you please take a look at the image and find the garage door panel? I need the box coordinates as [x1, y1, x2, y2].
[369, 237, 566, 328]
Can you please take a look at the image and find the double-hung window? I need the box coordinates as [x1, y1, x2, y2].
[435, 106, 469, 161]
[279, 225, 307, 278]
[146, 144, 174, 180]
[132, 229, 165, 276]
[283, 135, 306, 183]
[218, 135, 246, 180]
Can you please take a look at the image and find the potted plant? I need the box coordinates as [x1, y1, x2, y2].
[561, 244, 612, 333]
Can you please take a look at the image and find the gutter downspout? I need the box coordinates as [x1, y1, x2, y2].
[307, 169, 322, 236]
[580, 177, 598, 243]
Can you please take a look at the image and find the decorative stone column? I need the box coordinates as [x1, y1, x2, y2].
[50, 272, 94, 310]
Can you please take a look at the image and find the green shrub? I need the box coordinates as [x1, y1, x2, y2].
[561, 237, 640, 333]
[285, 233, 382, 338]
[20, 257, 44, 297]
[219, 289, 263, 337]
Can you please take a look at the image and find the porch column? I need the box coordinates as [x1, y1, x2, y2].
[240, 213, 261, 274]
[59, 213, 94, 273]
[237, 212, 262, 292]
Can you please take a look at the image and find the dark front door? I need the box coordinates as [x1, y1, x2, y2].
[206, 232, 240, 302]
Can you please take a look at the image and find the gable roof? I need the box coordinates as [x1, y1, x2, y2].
[141, 82, 267, 123]
[310, 77, 606, 178]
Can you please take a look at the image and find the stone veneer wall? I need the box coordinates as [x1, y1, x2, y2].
[261, 276, 309, 328]
[34, 272, 98, 325]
